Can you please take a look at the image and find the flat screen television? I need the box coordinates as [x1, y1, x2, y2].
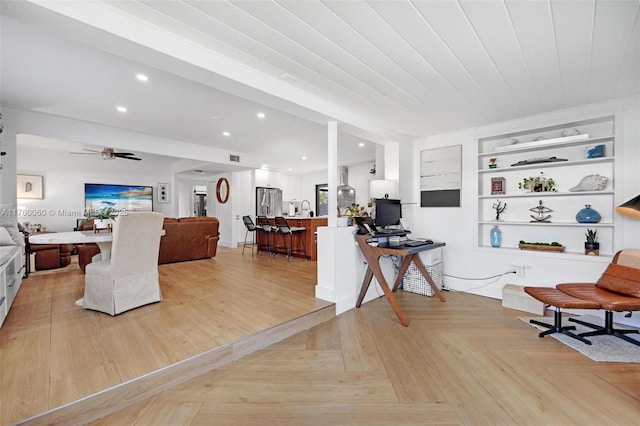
[85, 183, 153, 213]
[374, 198, 401, 228]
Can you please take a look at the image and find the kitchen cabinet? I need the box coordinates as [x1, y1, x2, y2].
[281, 173, 301, 201]
[477, 115, 617, 259]
[255, 169, 281, 188]
[257, 217, 328, 261]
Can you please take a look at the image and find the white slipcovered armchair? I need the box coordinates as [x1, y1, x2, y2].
[83, 211, 164, 315]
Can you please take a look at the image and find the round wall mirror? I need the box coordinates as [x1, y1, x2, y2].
[216, 177, 230, 204]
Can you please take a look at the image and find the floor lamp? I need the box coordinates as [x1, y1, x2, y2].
[616, 194, 640, 219]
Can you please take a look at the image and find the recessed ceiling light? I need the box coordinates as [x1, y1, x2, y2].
[359, 142, 365, 147]
[257, 112, 265, 119]
[301, 156, 307, 160]
[136, 73, 148, 82]
[222, 131, 230, 137]
[211, 115, 222, 120]
[116, 106, 127, 113]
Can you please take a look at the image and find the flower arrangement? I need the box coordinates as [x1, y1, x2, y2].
[86, 207, 118, 220]
[518, 172, 557, 192]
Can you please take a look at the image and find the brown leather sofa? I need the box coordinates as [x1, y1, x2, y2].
[158, 217, 220, 264]
[30, 243, 73, 271]
[76, 216, 220, 272]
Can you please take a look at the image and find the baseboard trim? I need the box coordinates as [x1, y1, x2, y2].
[16, 304, 336, 426]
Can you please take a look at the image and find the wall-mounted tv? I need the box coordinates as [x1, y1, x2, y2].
[85, 183, 153, 213]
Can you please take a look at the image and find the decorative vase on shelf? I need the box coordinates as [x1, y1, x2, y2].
[576, 204, 601, 223]
[490, 225, 502, 248]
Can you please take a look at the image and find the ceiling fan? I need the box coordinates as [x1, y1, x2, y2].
[71, 147, 142, 161]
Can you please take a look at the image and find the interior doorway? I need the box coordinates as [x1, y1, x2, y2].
[193, 185, 207, 216]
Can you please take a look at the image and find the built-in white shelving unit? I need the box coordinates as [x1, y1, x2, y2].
[477, 115, 616, 258]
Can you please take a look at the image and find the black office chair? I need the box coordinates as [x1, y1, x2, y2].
[273, 216, 307, 262]
[255, 215, 275, 259]
[242, 216, 258, 256]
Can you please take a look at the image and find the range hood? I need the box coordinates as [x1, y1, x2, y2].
[337, 166, 356, 208]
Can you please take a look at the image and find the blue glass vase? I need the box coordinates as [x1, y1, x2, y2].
[576, 204, 601, 223]
[490, 225, 502, 247]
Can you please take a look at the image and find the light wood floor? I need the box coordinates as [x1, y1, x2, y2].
[4, 248, 640, 425]
[1, 247, 329, 425]
[94, 289, 640, 425]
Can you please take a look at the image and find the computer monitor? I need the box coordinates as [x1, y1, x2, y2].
[374, 198, 401, 228]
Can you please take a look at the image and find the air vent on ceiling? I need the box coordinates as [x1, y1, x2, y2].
[230, 154, 240, 162]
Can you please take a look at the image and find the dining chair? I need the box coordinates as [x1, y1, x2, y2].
[82, 211, 164, 315]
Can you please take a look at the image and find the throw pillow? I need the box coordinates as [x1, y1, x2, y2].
[0, 227, 17, 246]
[6, 226, 25, 246]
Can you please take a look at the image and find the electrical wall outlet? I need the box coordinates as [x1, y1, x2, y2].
[510, 263, 531, 278]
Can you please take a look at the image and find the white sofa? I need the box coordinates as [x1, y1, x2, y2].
[0, 222, 26, 327]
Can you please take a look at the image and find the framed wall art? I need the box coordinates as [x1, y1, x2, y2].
[491, 177, 506, 195]
[420, 145, 462, 207]
[17, 174, 44, 199]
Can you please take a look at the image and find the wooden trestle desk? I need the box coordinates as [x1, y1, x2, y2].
[354, 234, 446, 327]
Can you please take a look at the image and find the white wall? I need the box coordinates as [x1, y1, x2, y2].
[233, 170, 254, 244]
[177, 179, 197, 218]
[208, 172, 235, 247]
[16, 142, 175, 231]
[300, 161, 382, 217]
[407, 98, 640, 324]
[316, 97, 640, 327]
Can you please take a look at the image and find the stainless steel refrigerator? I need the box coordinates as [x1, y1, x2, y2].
[256, 187, 283, 217]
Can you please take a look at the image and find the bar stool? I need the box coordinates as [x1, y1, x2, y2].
[273, 216, 307, 262]
[255, 215, 275, 259]
[242, 215, 258, 256]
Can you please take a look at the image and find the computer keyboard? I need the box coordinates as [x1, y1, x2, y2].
[404, 240, 428, 247]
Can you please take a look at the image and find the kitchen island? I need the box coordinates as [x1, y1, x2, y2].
[260, 216, 327, 260]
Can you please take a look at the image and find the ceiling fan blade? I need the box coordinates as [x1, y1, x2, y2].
[114, 152, 136, 156]
[84, 149, 103, 153]
[118, 156, 142, 161]
[70, 152, 101, 155]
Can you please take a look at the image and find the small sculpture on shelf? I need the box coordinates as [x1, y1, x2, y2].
[492, 199, 506, 220]
[569, 174, 608, 192]
[530, 200, 552, 223]
[488, 157, 497, 169]
[587, 144, 605, 159]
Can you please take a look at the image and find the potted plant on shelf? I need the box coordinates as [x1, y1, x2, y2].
[518, 172, 557, 192]
[585, 228, 599, 255]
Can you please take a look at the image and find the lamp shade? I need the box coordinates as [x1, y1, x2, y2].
[615, 194, 640, 219]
